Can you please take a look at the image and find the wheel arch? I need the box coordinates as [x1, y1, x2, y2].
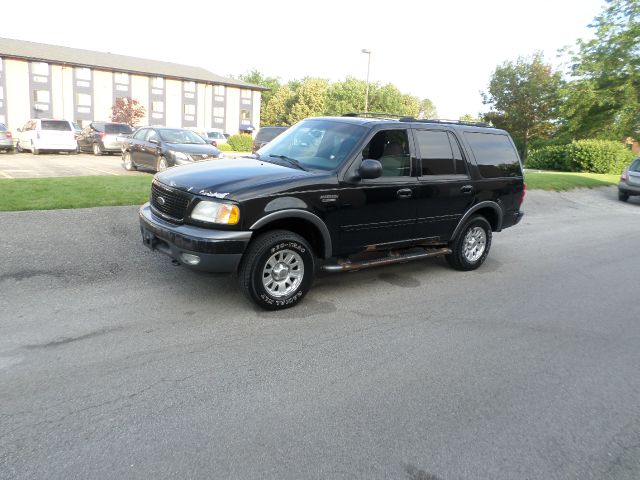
[250, 210, 332, 259]
[451, 201, 503, 240]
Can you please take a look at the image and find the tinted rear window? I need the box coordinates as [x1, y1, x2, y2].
[41, 120, 71, 131]
[105, 123, 133, 134]
[0, 124, 6, 132]
[256, 127, 286, 142]
[629, 159, 640, 173]
[464, 132, 522, 178]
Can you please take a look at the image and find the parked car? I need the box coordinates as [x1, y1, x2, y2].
[191, 128, 228, 147]
[139, 115, 525, 310]
[15, 119, 77, 154]
[252, 126, 288, 153]
[72, 122, 82, 136]
[0, 123, 14, 152]
[618, 157, 640, 202]
[121, 127, 223, 173]
[77, 121, 134, 155]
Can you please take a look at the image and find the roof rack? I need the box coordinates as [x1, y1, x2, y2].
[399, 117, 492, 128]
[342, 112, 404, 120]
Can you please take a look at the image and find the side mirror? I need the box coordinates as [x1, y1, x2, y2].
[359, 159, 383, 180]
[149, 138, 159, 145]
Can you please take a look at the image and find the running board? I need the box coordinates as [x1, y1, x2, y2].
[321, 247, 452, 273]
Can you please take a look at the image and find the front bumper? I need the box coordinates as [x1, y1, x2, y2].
[139, 203, 252, 272]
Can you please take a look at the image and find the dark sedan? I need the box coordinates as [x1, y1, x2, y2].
[78, 122, 134, 155]
[122, 127, 223, 172]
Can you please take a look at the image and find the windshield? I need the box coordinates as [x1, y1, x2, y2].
[207, 132, 225, 139]
[41, 120, 71, 131]
[158, 128, 206, 144]
[257, 120, 365, 171]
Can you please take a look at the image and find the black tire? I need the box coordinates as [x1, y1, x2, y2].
[446, 215, 492, 271]
[16, 141, 23, 153]
[156, 156, 168, 172]
[619, 191, 629, 202]
[238, 230, 315, 310]
[123, 151, 136, 171]
[93, 143, 102, 156]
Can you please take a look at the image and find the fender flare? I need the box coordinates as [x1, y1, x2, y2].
[250, 209, 333, 259]
[451, 201, 503, 240]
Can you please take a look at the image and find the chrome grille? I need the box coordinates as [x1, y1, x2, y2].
[150, 181, 191, 223]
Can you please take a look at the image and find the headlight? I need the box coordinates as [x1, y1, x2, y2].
[173, 151, 191, 163]
[190, 201, 240, 225]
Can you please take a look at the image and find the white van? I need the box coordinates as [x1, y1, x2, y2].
[16, 119, 77, 154]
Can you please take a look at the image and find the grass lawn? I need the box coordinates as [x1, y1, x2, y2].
[0, 170, 622, 212]
[0, 176, 153, 211]
[525, 170, 619, 191]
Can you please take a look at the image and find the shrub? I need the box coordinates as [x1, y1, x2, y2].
[217, 143, 232, 152]
[526, 145, 570, 171]
[527, 139, 634, 174]
[227, 134, 253, 152]
[567, 139, 634, 174]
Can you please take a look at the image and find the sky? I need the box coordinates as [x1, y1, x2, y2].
[2, 0, 605, 119]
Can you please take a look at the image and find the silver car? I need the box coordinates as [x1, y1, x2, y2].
[619, 157, 640, 202]
[0, 123, 14, 152]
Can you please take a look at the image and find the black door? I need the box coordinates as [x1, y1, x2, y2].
[332, 128, 418, 254]
[412, 129, 475, 241]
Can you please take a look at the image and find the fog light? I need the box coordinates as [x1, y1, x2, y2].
[181, 253, 201, 265]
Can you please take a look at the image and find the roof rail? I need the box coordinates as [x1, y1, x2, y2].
[399, 117, 492, 128]
[342, 112, 404, 120]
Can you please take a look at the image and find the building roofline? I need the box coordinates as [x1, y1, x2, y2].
[0, 37, 269, 91]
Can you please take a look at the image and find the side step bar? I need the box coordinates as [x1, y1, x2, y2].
[321, 247, 452, 273]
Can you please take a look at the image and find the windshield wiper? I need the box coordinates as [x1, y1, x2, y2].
[268, 154, 308, 171]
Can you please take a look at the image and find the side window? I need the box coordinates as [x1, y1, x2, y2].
[415, 130, 456, 176]
[133, 128, 148, 140]
[448, 132, 467, 175]
[464, 132, 522, 178]
[361, 129, 411, 177]
[145, 129, 159, 143]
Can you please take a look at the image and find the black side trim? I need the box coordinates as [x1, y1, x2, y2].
[250, 209, 333, 259]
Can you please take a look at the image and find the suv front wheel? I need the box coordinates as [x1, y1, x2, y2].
[238, 230, 315, 310]
[446, 215, 492, 271]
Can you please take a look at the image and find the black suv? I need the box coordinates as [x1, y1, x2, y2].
[139, 115, 525, 309]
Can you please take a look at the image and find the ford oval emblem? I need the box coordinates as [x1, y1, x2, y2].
[157, 196, 166, 206]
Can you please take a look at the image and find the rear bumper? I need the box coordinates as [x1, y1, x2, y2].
[619, 182, 640, 195]
[139, 203, 252, 272]
[34, 140, 77, 151]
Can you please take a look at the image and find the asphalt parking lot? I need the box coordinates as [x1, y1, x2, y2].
[0, 151, 142, 178]
[1, 187, 639, 479]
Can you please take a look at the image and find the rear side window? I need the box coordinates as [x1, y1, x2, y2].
[106, 123, 133, 134]
[464, 132, 522, 178]
[41, 120, 72, 131]
[415, 130, 466, 176]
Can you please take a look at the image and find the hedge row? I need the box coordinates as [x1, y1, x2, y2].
[226, 134, 253, 152]
[527, 140, 634, 174]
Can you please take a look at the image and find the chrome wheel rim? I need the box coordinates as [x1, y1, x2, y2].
[158, 158, 167, 171]
[262, 249, 304, 298]
[93, 143, 100, 155]
[462, 226, 486, 263]
[124, 152, 132, 169]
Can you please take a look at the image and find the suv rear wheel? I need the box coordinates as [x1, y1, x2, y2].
[93, 143, 102, 156]
[238, 230, 315, 310]
[446, 215, 492, 271]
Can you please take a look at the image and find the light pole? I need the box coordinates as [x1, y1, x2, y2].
[361, 49, 371, 114]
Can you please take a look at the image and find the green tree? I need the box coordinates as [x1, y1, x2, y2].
[560, 0, 640, 139]
[419, 99, 437, 119]
[286, 78, 329, 124]
[481, 51, 563, 160]
[237, 69, 281, 106]
[262, 85, 294, 126]
[325, 77, 368, 115]
[459, 114, 483, 123]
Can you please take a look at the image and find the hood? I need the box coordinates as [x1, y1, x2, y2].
[155, 157, 315, 199]
[164, 143, 220, 155]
